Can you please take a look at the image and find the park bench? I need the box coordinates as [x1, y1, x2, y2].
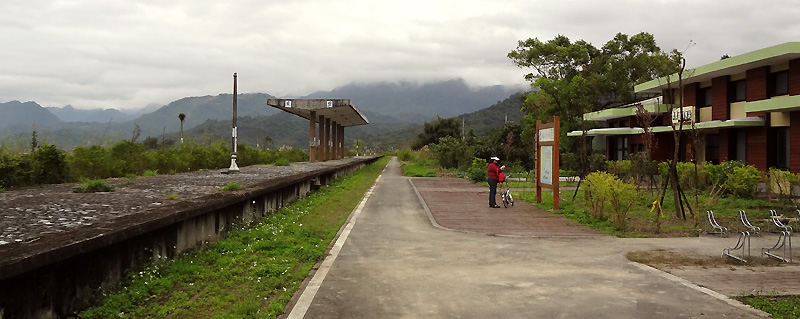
[722, 231, 751, 262]
[739, 210, 760, 236]
[705, 210, 728, 237]
[769, 210, 793, 233]
[762, 230, 792, 263]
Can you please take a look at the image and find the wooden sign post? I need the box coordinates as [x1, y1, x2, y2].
[536, 116, 560, 210]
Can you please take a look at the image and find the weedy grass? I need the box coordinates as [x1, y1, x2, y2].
[400, 161, 436, 177]
[76, 156, 389, 319]
[738, 295, 800, 319]
[73, 179, 114, 193]
[222, 182, 242, 191]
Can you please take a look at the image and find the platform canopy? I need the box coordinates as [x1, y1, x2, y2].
[266, 99, 369, 127]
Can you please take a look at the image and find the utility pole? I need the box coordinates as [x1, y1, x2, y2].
[462, 118, 465, 140]
[227, 72, 240, 173]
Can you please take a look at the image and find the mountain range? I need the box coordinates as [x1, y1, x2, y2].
[0, 79, 526, 150]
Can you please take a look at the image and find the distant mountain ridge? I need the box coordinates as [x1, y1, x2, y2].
[45, 105, 135, 123]
[0, 79, 525, 149]
[303, 79, 522, 118]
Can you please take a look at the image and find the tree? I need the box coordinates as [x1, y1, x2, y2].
[508, 32, 679, 195]
[178, 113, 186, 143]
[412, 116, 462, 149]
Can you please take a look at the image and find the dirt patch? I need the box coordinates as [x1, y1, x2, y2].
[627, 249, 789, 269]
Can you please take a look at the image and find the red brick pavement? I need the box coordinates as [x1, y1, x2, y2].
[410, 177, 606, 237]
[412, 177, 800, 297]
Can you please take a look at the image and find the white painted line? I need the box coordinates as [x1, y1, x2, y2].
[630, 262, 770, 317]
[286, 174, 382, 319]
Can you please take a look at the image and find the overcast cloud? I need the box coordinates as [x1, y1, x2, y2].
[1, 0, 799, 111]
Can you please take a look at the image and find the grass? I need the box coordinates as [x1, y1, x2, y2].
[222, 182, 242, 191]
[73, 179, 114, 193]
[738, 295, 800, 319]
[400, 161, 437, 177]
[143, 170, 159, 177]
[76, 156, 390, 318]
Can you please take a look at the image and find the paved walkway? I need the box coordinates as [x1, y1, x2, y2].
[284, 157, 790, 318]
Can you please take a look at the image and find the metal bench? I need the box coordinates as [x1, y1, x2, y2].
[705, 210, 728, 237]
[763, 231, 792, 263]
[739, 210, 760, 236]
[722, 231, 751, 262]
[769, 210, 793, 233]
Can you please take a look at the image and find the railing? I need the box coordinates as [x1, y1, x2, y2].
[763, 231, 792, 263]
[722, 231, 751, 262]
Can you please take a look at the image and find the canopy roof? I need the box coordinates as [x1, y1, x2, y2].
[266, 99, 369, 127]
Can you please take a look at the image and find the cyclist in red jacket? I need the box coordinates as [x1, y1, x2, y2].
[487, 156, 501, 208]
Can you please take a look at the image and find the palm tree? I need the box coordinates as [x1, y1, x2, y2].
[178, 113, 186, 143]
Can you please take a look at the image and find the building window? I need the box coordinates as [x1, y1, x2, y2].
[610, 136, 628, 161]
[700, 87, 712, 107]
[771, 71, 789, 96]
[729, 130, 747, 163]
[705, 134, 719, 164]
[731, 80, 746, 102]
[770, 127, 790, 170]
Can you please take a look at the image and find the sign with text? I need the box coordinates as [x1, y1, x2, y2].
[671, 106, 694, 124]
[536, 117, 560, 210]
[540, 146, 553, 184]
[539, 128, 554, 142]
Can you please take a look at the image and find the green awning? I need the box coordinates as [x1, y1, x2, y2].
[650, 117, 764, 133]
[567, 127, 645, 137]
[744, 95, 800, 113]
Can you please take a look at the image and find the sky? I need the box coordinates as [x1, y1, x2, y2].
[1, 0, 799, 111]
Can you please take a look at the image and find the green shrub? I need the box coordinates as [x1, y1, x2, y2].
[768, 168, 799, 199]
[628, 152, 658, 183]
[724, 165, 762, 200]
[560, 152, 579, 173]
[274, 159, 290, 166]
[74, 179, 114, 193]
[675, 162, 706, 190]
[69, 145, 113, 179]
[0, 148, 27, 188]
[467, 157, 488, 183]
[584, 171, 639, 228]
[143, 170, 158, 177]
[589, 153, 607, 172]
[397, 149, 415, 162]
[606, 160, 631, 180]
[430, 136, 472, 170]
[222, 183, 242, 191]
[30, 143, 70, 185]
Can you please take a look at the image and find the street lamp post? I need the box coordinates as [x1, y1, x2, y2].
[228, 72, 240, 173]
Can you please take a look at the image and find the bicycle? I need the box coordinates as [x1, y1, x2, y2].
[501, 174, 514, 208]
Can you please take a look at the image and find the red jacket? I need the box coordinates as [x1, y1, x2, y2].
[487, 162, 500, 181]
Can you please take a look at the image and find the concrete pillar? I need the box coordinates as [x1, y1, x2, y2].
[325, 117, 332, 161]
[318, 115, 326, 161]
[331, 121, 338, 159]
[339, 125, 345, 158]
[309, 111, 316, 162]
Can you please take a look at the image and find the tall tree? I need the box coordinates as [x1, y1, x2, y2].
[412, 116, 462, 150]
[508, 32, 680, 196]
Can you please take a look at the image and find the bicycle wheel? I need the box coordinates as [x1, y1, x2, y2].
[502, 191, 509, 208]
[509, 193, 514, 206]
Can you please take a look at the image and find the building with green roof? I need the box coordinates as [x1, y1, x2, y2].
[570, 42, 800, 172]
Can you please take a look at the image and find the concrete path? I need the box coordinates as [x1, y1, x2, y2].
[285, 157, 770, 318]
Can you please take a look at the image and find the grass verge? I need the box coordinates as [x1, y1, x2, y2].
[737, 295, 800, 319]
[75, 156, 389, 319]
